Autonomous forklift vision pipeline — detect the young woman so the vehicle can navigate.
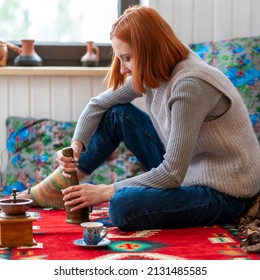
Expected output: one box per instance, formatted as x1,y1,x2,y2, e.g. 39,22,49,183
19,5,260,231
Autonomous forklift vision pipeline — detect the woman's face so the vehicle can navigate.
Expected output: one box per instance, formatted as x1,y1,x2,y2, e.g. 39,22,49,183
111,37,133,76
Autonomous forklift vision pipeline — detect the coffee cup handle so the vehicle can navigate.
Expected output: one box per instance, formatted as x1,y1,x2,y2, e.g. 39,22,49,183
100,226,108,239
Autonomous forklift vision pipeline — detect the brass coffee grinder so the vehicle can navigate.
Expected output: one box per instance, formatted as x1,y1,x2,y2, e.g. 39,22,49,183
0,189,36,247
62,147,91,224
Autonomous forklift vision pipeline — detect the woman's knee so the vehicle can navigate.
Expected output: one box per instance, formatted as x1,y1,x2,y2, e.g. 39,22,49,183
109,187,143,231
109,189,129,230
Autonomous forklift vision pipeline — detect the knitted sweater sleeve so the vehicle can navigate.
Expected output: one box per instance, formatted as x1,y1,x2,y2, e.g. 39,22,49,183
72,78,139,149
114,79,223,190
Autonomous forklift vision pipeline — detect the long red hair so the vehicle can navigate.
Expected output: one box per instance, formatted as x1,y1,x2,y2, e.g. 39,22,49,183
107,5,189,93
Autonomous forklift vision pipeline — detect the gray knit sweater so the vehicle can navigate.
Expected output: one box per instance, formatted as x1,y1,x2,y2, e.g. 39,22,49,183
73,51,260,198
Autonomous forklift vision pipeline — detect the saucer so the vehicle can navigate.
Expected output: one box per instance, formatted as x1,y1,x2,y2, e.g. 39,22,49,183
73,238,111,248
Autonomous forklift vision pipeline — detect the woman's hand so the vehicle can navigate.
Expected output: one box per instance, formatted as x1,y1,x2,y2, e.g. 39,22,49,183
56,140,83,178
62,183,115,212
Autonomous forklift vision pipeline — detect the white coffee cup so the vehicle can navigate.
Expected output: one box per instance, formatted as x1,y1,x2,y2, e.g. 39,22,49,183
80,222,108,245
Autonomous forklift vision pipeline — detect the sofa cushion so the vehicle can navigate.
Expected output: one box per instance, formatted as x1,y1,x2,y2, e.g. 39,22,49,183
190,36,260,115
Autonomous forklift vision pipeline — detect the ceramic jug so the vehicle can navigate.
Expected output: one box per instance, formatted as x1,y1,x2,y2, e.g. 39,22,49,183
80,41,99,67
14,39,42,66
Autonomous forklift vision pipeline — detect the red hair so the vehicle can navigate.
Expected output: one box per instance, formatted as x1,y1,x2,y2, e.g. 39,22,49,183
107,5,189,93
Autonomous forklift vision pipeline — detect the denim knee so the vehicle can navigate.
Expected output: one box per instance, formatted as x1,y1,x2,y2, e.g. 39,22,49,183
109,189,129,230
109,187,145,231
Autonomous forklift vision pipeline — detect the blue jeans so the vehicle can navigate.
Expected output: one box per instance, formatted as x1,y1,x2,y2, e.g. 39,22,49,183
78,103,254,231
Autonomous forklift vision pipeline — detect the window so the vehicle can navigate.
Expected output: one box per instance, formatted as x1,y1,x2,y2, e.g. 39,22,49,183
0,0,118,43
1,0,140,66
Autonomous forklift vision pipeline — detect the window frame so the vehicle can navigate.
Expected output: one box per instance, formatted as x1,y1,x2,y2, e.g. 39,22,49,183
6,0,140,67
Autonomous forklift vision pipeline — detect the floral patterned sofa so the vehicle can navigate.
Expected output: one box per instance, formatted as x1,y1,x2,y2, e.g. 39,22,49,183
1,35,259,196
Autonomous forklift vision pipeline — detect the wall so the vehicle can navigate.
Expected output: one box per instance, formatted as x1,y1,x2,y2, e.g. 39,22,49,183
141,0,260,43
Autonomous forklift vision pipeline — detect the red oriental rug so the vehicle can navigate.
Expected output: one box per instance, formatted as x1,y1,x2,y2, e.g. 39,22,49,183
1,203,260,260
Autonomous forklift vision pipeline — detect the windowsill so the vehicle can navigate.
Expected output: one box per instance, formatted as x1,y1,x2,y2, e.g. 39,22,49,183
0,66,110,76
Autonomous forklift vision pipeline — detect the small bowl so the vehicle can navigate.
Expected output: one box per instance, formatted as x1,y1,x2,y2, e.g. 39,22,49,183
0,198,33,215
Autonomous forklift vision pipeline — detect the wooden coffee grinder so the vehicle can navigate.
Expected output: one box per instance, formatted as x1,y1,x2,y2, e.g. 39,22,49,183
0,189,36,247
62,147,92,224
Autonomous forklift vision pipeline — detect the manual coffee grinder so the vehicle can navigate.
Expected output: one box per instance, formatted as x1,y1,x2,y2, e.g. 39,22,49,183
62,147,91,224
0,189,36,247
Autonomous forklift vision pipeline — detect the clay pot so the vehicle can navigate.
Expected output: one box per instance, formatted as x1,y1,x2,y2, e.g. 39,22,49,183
0,43,8,67
80,41,99,67
14,39,42,66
